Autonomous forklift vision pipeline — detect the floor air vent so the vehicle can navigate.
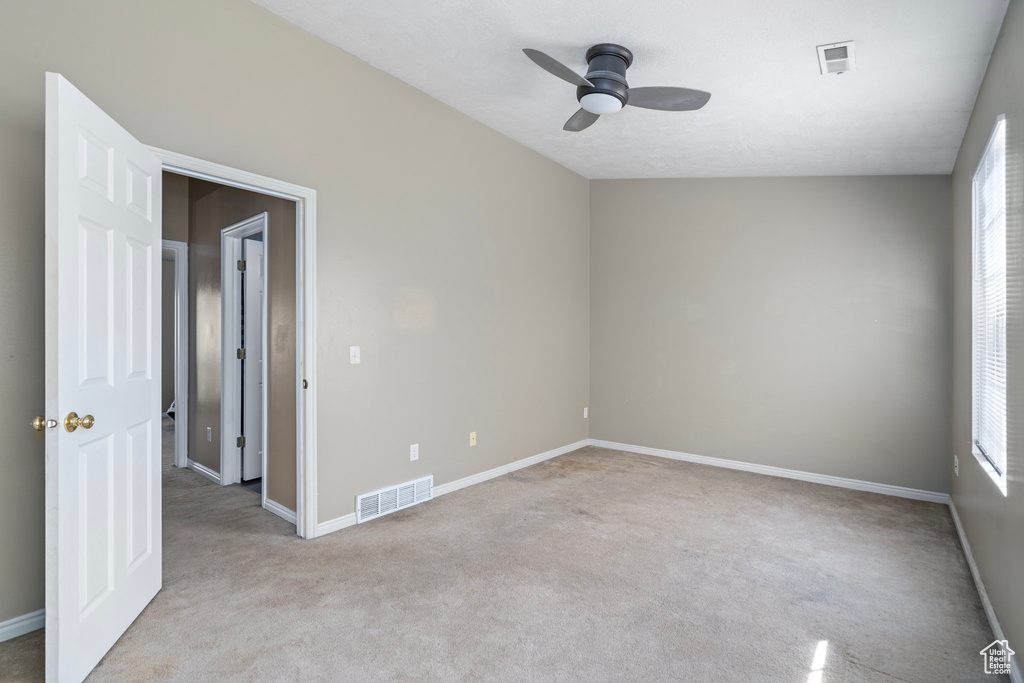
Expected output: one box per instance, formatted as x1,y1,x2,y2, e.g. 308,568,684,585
356,475,433,523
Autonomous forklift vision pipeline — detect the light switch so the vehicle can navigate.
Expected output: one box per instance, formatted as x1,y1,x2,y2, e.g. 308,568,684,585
207,427,213,442
470,432,477,446
350,346,361,364
583,407,588,419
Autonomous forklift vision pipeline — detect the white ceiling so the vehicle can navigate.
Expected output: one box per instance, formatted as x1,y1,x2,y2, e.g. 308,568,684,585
254,0,1008,178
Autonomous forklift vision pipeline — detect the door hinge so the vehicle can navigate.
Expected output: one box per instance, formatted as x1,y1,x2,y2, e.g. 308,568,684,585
237,348,246,360
237,259,246,272
237,436,246,448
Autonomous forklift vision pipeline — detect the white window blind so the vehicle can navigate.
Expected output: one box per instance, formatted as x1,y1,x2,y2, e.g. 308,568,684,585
972,117,1007,476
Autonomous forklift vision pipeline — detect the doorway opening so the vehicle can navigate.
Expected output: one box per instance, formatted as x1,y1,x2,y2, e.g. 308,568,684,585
154,149,319,539
161,172,299,528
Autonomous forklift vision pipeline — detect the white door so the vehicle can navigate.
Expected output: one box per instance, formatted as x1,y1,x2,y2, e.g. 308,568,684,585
44,73,162,683
242,239,264,481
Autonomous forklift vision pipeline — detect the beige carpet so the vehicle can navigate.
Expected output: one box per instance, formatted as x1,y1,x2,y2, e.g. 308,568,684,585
0,421,999,682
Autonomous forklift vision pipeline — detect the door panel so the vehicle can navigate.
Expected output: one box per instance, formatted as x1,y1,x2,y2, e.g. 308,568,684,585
78,434,114,617
78,219,113,386
126,238,152,380
45,73,163,683
126,420,153,573
242,239,264,481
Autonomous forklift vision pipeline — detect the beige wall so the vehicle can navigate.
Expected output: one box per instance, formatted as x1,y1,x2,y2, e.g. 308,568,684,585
186,178,298,511
951,0,1024,657
0,67,46,625
590,176,952,493
0,0,589,623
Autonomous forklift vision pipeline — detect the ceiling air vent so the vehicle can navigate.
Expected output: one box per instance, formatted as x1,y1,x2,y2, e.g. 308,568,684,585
816,41,855,75
356,475,433,524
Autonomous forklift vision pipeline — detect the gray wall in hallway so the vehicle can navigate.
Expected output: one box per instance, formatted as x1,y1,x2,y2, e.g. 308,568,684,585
185,178,299,511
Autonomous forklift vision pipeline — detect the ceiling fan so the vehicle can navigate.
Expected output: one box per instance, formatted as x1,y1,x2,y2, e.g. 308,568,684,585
522,43,711,132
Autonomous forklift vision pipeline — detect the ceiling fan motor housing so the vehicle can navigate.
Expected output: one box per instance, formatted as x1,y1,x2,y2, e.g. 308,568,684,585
577,43,633,106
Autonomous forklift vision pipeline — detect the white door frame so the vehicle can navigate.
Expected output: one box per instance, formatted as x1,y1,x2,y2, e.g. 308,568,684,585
219,214,268,490
150,148,318,539
161,240,189,469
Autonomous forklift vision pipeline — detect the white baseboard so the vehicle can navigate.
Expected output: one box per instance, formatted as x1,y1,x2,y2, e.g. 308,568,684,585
432,439,590,498
264,498,297,525
187,458,221,485
315,513,357,537
0,608,44,643
949,500,1023,683
589,439,950,504
313,438,590,538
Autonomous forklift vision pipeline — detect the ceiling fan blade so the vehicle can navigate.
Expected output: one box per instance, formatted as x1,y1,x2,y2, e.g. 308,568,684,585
563,108,600,132
626,87,711,111
523,49,593,88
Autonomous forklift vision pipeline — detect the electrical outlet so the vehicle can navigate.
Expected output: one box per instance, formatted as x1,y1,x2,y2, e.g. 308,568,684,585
410,443,419,461
350,346,361,364
583,407,588,419
207,427,212,442
470,431,477,446
954,454,959,476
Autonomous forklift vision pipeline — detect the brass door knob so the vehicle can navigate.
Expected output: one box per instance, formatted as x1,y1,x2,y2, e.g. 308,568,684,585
64,412,95,432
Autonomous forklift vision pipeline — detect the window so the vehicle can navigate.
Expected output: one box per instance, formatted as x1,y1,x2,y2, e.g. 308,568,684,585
972,116,1007,483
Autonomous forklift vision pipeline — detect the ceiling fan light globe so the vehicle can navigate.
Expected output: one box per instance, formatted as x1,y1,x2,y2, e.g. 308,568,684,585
580,93,622,115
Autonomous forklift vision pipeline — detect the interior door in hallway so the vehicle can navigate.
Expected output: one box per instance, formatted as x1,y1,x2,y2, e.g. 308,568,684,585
44,73,163,683
242,237,264,481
